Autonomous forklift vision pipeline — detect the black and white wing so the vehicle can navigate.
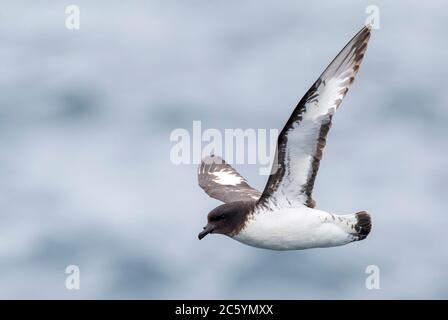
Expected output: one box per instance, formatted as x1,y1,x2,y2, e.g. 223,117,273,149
259,25,372,208
198,155,261,203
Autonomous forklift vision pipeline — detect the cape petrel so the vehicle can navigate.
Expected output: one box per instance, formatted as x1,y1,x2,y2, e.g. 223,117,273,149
198,25,372,250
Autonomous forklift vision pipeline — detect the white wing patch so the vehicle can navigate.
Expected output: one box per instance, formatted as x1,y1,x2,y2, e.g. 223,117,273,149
198,155,262,203
212,170,244,186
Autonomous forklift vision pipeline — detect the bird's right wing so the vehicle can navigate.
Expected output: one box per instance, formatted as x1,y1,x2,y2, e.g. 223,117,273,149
198,155,261,203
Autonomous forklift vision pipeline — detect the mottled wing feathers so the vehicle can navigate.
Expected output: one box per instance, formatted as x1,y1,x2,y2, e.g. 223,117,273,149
259,25,372,208
198,155,261,203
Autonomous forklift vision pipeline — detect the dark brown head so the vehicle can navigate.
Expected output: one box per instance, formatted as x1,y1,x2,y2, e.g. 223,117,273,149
198,201,254,240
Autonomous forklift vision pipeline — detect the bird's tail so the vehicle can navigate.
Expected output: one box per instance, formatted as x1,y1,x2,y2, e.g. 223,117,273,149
353,211,372,241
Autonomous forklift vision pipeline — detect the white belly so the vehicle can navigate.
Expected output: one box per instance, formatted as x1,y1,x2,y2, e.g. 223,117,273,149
232,206,356,250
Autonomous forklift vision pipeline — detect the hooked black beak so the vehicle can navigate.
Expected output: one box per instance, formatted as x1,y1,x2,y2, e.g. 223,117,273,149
198,224,214,240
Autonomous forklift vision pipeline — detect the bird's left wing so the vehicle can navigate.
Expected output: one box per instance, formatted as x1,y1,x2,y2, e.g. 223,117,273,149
198,155,261,203
258,25,372,209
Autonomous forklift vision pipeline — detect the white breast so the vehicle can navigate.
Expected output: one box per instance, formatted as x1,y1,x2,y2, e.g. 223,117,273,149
232,206,357,250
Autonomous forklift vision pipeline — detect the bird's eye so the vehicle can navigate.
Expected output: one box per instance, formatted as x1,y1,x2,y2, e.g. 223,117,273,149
218,214,225,220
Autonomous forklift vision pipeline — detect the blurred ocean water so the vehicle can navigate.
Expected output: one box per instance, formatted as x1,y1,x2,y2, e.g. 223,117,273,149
0,0,447,298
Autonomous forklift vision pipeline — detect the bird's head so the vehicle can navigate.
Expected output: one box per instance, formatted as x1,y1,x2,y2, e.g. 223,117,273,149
198,202,251,240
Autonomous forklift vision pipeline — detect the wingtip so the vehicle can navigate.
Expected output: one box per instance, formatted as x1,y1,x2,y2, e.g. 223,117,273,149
358,23,372,43
359,23,373,41
350,24,372,46
363,22,373,31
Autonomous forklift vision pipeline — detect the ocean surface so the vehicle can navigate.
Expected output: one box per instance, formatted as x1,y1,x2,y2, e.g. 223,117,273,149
1,0,447,298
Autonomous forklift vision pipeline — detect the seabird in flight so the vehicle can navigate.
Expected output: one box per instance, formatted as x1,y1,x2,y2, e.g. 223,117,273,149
198,25,372,250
